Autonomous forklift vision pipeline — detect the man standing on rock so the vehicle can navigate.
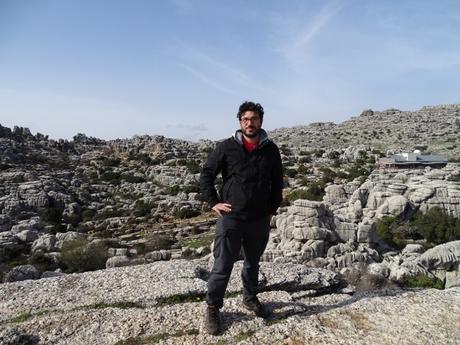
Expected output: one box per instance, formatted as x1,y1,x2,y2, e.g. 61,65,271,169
200,101,283,335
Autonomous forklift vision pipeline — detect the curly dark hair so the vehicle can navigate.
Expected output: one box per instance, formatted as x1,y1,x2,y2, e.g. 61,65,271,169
237,101,264,121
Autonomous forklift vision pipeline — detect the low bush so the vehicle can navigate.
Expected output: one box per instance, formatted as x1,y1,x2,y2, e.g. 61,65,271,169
284,181,325,204
346,164,371,182
411,207,460,245
28,250,59,272
165,185,181,196
133,200,154,217
63,213,81,226
100,171,121,185
400,274,444,289
285,168,298,178
297,164,310,175
39,206,62,224
182,183,200,193
376,207,460,249
173,208,200,219
186,160,201,174
101,158,121,167
122,174,146,184
60,238,109,273
81,209,96,221
376,216,404,249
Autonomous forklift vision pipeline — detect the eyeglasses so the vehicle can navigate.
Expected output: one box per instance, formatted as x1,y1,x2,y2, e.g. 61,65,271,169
240,116,260,123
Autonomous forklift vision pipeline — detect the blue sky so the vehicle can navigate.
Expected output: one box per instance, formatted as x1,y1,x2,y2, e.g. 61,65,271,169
1,0,460,141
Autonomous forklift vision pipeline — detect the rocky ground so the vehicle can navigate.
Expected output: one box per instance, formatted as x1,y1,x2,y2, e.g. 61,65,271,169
1,103,460,343
0,259,459,345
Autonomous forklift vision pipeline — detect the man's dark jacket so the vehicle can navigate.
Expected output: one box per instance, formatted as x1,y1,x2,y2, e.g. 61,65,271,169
200,129,283,220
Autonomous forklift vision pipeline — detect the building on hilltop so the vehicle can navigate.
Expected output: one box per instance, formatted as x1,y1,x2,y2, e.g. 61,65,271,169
378,151,448,169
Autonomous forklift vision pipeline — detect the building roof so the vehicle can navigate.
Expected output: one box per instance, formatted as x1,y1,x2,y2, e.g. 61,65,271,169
379,152,448,165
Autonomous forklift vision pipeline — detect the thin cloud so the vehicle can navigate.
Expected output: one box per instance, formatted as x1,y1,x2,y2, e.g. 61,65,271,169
278,0,343,73
179,63,237,94
174,41,274,96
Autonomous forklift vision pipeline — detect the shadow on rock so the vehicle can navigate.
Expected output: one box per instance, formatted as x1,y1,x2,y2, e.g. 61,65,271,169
0,328,40,345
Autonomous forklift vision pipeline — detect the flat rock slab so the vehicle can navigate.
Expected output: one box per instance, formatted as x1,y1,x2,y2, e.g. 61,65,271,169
0,260,340,322
1,260,459,345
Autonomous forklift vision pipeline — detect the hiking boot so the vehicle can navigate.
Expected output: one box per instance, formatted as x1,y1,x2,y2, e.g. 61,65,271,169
205,304,221,335
243,297,271,318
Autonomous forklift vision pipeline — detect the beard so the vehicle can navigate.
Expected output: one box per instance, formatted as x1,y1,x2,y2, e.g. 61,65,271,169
242,126,260,138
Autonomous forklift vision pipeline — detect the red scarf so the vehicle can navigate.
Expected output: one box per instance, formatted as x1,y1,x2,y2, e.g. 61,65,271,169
243,137,258,152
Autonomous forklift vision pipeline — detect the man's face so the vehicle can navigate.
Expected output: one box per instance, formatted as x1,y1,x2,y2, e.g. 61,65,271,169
239,110,262,138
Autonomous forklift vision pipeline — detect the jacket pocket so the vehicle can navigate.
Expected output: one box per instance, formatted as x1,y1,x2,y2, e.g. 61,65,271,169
222,179,234,203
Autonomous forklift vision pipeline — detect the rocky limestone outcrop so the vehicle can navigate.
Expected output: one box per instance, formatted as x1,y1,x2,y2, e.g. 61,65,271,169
0,259,459,345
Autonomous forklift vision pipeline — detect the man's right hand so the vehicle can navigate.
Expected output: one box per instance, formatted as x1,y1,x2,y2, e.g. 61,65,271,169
212,203,232,216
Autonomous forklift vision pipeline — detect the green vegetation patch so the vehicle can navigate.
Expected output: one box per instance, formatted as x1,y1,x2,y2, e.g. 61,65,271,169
376,207,460,249
400,275,444,289
8,309,49,324
411,207,460,245
183,232,215,249
76,301,145,311
155,290,240,307
60,238,109,273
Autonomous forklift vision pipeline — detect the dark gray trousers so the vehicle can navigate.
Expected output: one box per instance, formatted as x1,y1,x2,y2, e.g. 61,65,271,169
206,215,270,308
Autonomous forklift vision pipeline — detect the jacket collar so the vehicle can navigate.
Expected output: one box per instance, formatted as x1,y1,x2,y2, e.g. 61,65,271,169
232,128,269,148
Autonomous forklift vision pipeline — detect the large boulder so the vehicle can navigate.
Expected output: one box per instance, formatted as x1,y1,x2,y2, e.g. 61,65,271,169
31,234,58,253
3,265,41,283
55,232,85,249
106,256,131,268
386,195,409,216
417,241,460,270
15,230,39,243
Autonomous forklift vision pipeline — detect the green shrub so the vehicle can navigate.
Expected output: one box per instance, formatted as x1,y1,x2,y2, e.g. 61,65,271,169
319,167,336,183
63,213,81,226
305,181,326,201
376,216,405,249
298,155,312,163
332,159,341,168
182,183,200,193
411,207,460,245
285,168,298,178
102,158,121,167
297,164,310,175
346,164,371,181
314,149,325,157
327,151,340,160
401,275,444,289
186,160,201,174
81,209,96,221
279,145,292,155
173,208,200,219
285,182,325,204
122,174,146,184
166,185,181,196
100,171,121,185
133,200,154,217
376,207,460,249
39,207,62,224
60,238,108,273
28,250,59,272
